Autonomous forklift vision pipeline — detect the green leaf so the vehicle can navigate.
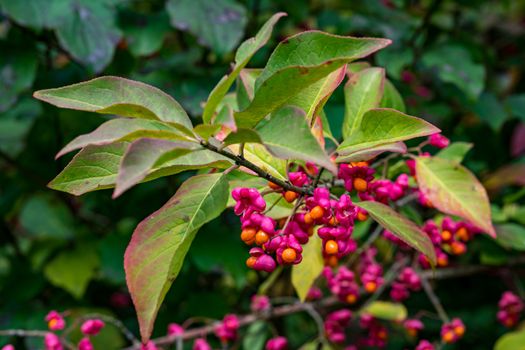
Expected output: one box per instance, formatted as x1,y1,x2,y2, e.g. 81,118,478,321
235,12,285,63
435,142,473,163
495,329,525,350
495,224,525,251
288,66,347,124
300,340,334,350
214,95,239,131
202,13,286,123
56,118,191,158
49,142,230,196
376,47,413,79
261,193,294,219
54,2,121,73
507,94,525,121
0,47,38,112
98,232,128,285
473,92,508,131
230,143,287,180
292,235,323,301
337,108,439,157
243,321,269,350
235,32,391,128
44,246,100,299
236,69,261,111
193,124,222,140
415,156,496,237
342,67,385,138
150,149,232,179
222,129,262,146
0,0,64,29
19,194,76,240
380,80,406,112
122,12,171,57
49,143,127,196
124,173,229,342
257,106,336,173
347,62,371,74
114,139,197,197
319,110,338,145
360,301,407,321
0,97,41,156
336,142,406,162
34,76,192,128
166,0,247,55
422,45,485,100
356,201,436,265
507,205,525,225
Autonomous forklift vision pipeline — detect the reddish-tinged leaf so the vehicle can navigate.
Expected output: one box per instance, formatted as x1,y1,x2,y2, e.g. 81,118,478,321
337,108,439,156
125,173,229,342
48,143,127,196
114,139,197,198
56,118,189,158
288,65,347,124
34,76,192,128
416,156,496,237
236,31,391,128
356,201,436,265
483,163,525,193
311,116,326,149
336,142,406,162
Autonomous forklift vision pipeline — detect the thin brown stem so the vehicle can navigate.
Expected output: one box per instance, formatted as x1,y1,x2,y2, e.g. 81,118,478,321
263,195,284,214
420,255,525,280
82,313,140,346
124,297,339,349
419,273,450,323
348,225,383,265
0,330,75,350
312,168,325,187
201,141,311,195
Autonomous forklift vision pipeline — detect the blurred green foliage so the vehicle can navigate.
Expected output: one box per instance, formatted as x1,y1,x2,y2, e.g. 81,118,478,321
0,0,524,349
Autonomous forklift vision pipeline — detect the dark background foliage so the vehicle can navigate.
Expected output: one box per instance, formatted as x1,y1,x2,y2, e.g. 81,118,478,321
0,0,524,349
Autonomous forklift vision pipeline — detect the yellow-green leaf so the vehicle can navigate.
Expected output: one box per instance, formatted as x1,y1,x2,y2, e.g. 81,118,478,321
415,156,496,237
495,329,525,350
337,108,439,157
229,143,287,181
361,301,407,321
292,235,323,301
